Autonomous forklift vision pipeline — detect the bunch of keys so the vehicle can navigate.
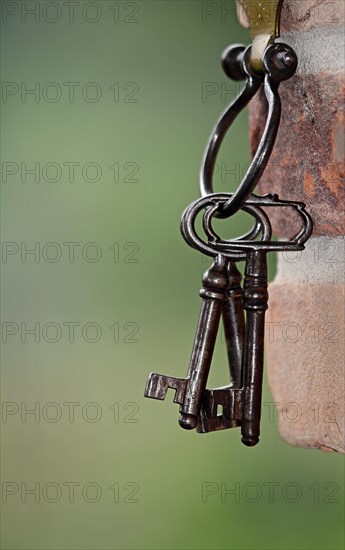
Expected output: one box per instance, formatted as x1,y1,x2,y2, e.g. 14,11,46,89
144,0,313,446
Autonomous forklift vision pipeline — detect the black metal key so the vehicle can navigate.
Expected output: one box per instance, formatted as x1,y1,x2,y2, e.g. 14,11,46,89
241,249,268,446
197,250,268,443
222,262,245,389
196,261,245,433
144,254,231,430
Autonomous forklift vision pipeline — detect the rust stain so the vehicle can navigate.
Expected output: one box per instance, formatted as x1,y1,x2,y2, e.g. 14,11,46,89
304,171,316,198
249,70,344,236
319,165,344,198
332,111,345,168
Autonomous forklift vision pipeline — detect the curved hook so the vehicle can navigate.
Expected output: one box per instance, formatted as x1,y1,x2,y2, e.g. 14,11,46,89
200,43,298,219
215,74,281,218
200,46,262,203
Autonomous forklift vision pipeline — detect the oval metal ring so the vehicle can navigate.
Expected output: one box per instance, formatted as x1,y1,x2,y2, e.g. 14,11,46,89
180,193,272,260
202,202,264,244
200,43,297,219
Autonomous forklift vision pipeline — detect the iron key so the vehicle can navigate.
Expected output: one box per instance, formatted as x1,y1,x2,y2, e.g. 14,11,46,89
144,254,230,430
222,262,245,389
241,249,268,446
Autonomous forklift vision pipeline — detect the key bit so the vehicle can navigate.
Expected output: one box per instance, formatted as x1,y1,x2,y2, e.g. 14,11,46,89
197,387,243,433
238,0,285,73
144,374,188,405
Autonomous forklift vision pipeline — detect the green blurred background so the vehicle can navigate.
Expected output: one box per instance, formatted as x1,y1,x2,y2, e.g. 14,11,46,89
1,1,344,549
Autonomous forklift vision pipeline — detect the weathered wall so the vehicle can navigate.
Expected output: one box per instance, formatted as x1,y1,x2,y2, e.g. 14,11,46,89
238,0,345,452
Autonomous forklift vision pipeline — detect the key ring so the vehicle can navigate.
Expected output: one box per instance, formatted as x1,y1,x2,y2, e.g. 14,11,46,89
200,42,297,219
181,193,312,257
180,193,272,260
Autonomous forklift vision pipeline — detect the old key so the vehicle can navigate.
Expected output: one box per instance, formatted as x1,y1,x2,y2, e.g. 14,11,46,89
145,194,274,435
195,253,268,442
222,262,245,390
145,192,273,430
241,249,268,446
145,254,232,430
194,262,245,433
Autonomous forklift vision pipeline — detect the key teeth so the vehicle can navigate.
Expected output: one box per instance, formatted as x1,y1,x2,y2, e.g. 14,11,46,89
196,387,243,433
144,373,188,405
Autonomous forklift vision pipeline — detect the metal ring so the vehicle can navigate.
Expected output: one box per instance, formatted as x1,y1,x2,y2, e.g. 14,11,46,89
202,203,264,243
200,43,298,220
180,193,272,260
200,194,313,253
200,46,261,206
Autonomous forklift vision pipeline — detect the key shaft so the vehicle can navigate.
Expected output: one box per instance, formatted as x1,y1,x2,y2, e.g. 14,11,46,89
179,255,230,429
222,262,245,389
241,249,268,446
